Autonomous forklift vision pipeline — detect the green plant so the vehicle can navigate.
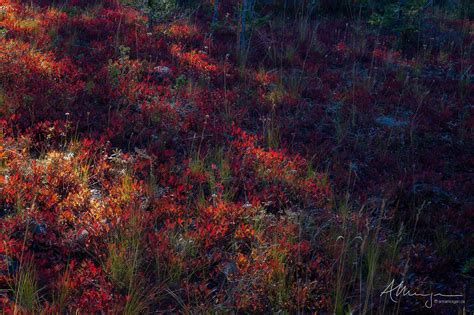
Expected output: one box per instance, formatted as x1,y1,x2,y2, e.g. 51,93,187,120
369,5,414,46
146,0,178,26
122,281,150,315
107,211,143,291
206,148,234,201
361,240,380,314
268,248,291,312
13,260,39,313
107,61,121,89
461,257,474,274
432,227,460,259
331,199,355,315
174,74,187,91
53,263,72,313
155,230,196,287
458,0,474,18
237,0,271,67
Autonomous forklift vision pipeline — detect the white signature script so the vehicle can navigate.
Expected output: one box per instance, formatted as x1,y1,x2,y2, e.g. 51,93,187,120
380,279,464,308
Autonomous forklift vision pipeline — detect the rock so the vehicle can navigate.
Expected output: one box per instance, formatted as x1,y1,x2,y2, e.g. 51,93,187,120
0,254,18,275
34,224,47,234
375,116,408,127
90,189,101,200
216,261,238,287
412,182,453,203
77,229,89,241
151,66,172,82
153,186,168,199
140,196,150,210
0,204,13,218
29,219,47,235
221,261,238,278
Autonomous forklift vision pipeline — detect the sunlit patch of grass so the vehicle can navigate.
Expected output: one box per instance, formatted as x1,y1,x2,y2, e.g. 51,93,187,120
0,0,470,312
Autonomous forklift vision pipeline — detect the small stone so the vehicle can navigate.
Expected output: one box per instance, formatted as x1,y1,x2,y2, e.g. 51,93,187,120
78,229,89,241
375,116,408,127
90,189,101,200
0,254,18,275
29,219,46,235
151,66,172,80
221,261,238,277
